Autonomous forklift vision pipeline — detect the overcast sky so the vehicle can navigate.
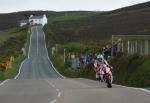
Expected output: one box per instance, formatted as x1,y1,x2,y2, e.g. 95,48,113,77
0,0,149,13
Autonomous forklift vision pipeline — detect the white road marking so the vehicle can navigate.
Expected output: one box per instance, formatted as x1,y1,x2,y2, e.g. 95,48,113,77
0,79,10,86
36,26,39,56
42,28,65,79
15,26,65,79
15,27,33,79
114,84,150,93
51,99,57,103
45,80,61,103
79,78,150,93
58,92,61,98
28,27,33,59
14,59,27,79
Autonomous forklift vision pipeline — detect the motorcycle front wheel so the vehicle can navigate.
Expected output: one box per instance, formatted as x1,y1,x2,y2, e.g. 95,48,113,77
106,79,112,88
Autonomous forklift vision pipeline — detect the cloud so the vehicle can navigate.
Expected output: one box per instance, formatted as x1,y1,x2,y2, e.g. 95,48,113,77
0,0,149,13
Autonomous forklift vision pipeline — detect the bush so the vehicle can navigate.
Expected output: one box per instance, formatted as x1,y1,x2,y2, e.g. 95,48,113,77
51,51,96,79
110,54,150,87
64,43,85,53
0,28,27,80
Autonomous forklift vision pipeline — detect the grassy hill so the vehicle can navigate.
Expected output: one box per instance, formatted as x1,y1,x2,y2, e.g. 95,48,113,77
44,1,150,44
0,11,97,30
43,2,150,87
1,1,150,39
111,1,150,12
0,28,21,46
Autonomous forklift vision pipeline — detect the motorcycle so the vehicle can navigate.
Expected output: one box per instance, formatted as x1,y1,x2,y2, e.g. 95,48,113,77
99,64,113,88
93,61,113,88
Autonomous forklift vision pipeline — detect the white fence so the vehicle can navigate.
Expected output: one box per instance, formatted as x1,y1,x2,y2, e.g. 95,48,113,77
112,35,150,56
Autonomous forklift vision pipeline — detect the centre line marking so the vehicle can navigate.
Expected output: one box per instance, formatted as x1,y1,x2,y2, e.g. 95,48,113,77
45,80,62,103
36,26,39,56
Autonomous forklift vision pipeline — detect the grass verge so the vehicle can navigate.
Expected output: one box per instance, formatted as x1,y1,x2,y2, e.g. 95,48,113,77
0,27,28,80
0,55,25,80
110,54,150,87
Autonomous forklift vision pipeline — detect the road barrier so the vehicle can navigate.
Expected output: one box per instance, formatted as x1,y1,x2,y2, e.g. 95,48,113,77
0,56,15,71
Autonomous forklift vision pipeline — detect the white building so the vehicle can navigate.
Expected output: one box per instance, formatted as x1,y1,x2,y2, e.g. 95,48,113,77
29,14,48,26
19,20,28,27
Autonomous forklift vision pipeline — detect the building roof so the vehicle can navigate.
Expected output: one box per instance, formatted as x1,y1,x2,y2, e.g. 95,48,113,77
29,16,43,20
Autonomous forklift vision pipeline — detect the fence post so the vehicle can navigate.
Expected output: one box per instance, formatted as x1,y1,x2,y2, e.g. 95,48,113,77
56,44,58,53
111,35,114,57
145,40,149,55
132,41,135,54
135,41,138,53
148,40,149,55
127,40,130,54
122,42,124,52
64,48,66,63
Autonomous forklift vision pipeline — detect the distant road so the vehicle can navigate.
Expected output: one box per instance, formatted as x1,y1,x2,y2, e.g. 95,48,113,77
0,26,149,103
16,26,62,79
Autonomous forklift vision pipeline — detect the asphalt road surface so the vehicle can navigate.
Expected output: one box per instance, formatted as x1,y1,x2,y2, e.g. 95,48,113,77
17,26,62,79
0,26,149,103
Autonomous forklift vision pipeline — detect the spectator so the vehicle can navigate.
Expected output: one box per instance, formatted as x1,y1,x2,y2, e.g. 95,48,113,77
102,44,112,60
86,54,93,62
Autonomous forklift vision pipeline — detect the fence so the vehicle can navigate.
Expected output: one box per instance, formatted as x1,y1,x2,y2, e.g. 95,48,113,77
112,35,150,56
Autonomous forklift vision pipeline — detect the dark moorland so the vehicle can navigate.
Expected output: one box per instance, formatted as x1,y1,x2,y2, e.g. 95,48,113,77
43,1,150,43
0,1,150,43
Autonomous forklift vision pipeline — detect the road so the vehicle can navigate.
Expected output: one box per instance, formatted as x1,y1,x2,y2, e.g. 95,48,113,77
16,26,62,79
0,26,149,103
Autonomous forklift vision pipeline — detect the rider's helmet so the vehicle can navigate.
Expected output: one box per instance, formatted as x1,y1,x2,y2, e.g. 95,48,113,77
97,54,104,63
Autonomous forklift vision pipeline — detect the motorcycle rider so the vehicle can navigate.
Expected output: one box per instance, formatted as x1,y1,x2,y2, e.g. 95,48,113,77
95,54,113,82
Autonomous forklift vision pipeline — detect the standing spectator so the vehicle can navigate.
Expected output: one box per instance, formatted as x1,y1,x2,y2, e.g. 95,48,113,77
79,54,84,68
102,44,112,60
102,47,108,60
86,54,93,63
83,55,87,68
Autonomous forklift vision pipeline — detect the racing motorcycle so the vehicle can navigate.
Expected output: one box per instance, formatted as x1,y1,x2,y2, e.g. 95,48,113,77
99,64,113,88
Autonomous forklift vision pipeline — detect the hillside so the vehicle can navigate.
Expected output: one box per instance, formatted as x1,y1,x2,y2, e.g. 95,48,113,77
44,1,150,44
0,1,150,43
0,11,97,30
111,1,150,12
0,27,27,80
45,2,150,87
